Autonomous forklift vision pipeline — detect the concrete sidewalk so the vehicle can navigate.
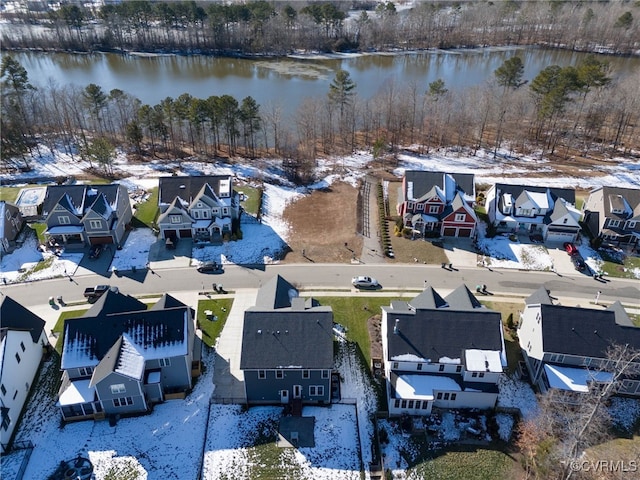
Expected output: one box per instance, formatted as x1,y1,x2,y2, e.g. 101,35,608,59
211,288,258,403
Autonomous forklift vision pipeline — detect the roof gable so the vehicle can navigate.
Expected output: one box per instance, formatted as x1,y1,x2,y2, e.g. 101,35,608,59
408,287,448,310
444,285,483,310
254,275,299,310
82,289,147,318
404,171,474,203
158,175,234,206
0,296,46,343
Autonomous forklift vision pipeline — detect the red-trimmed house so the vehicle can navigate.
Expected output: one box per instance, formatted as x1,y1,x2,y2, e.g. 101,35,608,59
397,171,476,238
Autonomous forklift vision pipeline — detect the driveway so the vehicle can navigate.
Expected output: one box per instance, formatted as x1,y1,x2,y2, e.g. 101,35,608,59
148,238,193,269
441,238,478,268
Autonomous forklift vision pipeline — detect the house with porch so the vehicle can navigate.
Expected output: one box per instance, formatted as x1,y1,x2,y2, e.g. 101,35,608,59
583,186,640,248
57,289,200,421
381,285,506,416
0,201,24,255
41,184,132,248
157,175,241,243
397,171,477,238
517,287,640,397
0,296,48,453
485,183,581,243
240,275,333,408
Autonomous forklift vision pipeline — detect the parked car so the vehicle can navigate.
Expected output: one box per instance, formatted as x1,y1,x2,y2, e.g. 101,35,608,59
196,262,223,273
352,276,380,289
89,244,103,259
571,255,587,271
84,285,115,302
563,242,578,256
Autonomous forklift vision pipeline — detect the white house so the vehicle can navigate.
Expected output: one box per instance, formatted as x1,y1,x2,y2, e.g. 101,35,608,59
381,285,507,416
0,296,48,453
518,287,640,397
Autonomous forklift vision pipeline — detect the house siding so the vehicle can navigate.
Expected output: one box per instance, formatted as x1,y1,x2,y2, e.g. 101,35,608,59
244,369,331,404
148,355,192,391
95,372,147,416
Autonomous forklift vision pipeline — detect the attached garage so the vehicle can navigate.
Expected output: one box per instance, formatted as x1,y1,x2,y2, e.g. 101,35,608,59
443,227,457,237
545,231,577,243
89,236,114,245
458,228,472,237
442,227,473,237
164,229,178,240
179,229,192,238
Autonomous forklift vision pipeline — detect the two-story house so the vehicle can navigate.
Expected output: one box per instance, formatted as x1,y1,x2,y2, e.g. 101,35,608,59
381,285,506,416
157,175,241,243
485,183,581,243
41,184,132,248
57,289,200,421
583,186,640,247
0,201,24,255
518,287,640,397
240,275,333,408
397,171,477,238
0,296,48,453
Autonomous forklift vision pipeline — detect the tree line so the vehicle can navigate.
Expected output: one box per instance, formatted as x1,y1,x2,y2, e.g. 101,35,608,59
1,1,638,56
2,52,638,180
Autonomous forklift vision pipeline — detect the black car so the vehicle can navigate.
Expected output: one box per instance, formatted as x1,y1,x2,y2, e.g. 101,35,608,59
571,254,587,271
197,262,223,273
89,244,103,259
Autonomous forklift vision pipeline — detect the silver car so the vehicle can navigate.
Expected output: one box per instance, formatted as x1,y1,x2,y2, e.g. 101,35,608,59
352,276,380,288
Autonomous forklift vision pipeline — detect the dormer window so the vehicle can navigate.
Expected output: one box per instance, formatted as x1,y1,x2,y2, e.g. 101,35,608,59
59,216,70,225
429,205,439,214
626,221,636,229
609,219,620,228
170,215,181,224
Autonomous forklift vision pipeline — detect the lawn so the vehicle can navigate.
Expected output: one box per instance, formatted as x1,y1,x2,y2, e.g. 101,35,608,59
196,297,233,347
133,186,159,228
480,300,523,375
0,186,24,203
52,308,89,353
237,184,261,216
599,253,640,280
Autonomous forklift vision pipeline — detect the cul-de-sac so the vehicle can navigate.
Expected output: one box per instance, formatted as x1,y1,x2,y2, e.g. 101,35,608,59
1,1,640,479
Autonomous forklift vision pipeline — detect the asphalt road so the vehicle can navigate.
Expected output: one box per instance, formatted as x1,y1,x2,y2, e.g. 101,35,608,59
2,263,639,308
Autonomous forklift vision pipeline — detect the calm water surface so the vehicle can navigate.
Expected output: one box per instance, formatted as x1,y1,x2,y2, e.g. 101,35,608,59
12,47,640,116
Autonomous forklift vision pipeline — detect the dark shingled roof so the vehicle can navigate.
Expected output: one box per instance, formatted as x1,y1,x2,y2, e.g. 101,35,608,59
83,288,147,318
607,301,634,327
254,275,299,310
158,175,232,206
240,310,334,369
404,171,474,200
443,285,482,310
385,309,503,362
540,304,640,358
42,184,121,217
90,337,123,386
409,287,448,310
150,293,187,311
0,296,45,343
493,183,575,206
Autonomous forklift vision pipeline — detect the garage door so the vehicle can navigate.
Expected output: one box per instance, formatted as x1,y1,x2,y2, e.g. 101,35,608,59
443,227,457,237
458,228,472,238
546,232,575,243
179,229,192,238
89,236,114,245
164,230,177,240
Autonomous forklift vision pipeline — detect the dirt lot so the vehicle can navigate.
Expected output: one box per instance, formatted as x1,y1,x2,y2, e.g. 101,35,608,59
281,181,364,264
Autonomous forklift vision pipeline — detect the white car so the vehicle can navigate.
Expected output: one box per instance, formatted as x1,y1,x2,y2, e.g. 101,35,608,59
352,276,380,289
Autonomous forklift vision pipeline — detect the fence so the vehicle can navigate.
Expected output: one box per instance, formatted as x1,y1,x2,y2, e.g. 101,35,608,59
11,440,34,480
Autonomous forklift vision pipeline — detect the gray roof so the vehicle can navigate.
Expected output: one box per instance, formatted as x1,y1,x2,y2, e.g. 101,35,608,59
240,310,334,369
254,275,299,310
403,171,474,201
525,287,553,306
83,288,146,318
90,337,122,386
385,308,503,362
408,287,448,310
443,284,483,310
540,304,640,358
0,296,45,343
150,293,187,311
42,184,122,217
493,183,575,208
607,301,634,327
158,175,233,206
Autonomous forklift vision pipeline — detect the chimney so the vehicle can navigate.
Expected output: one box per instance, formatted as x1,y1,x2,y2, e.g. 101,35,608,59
393,319,400,335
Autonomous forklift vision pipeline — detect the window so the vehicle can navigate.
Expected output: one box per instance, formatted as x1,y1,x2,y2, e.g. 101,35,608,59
222,208,229,215
258,370,266,379
451,393,457,401
456,365,462,373
392,362,398,369
159,358,171,367
439,364,445,372
203,211,209,218
407,202,415,210
302,370,310,379
627,221,636,229
15,353,20,364
394,399,400,408
309,385,324,396
436,392,443,400
89,220,102,229
170,215,182,224
193,211,199,219
20,341,25,352
110,384,126,395
408,400,414,409
417,364,423,371
13,390,18,400
416,203,423,211
479,373,485,378
0,384,5,396
609,219,620,228
321,370,329,379
421,401,429,409
79,367,93,377
401,400,407,408
59,215,70,225
429,205,439,214
25,382,29,391
444,393,450,400
276,370,284,379
1,413,9,431
113,397,134,407
197,202,203,208
455,213,465,222
472,372,478,378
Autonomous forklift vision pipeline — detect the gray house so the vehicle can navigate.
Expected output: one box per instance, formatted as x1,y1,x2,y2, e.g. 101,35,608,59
240,276,333,407
381,285,506,416
41,184,132,248
583,186,640,247
57,289,200,421
0,201,24,255
157,175,241,243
